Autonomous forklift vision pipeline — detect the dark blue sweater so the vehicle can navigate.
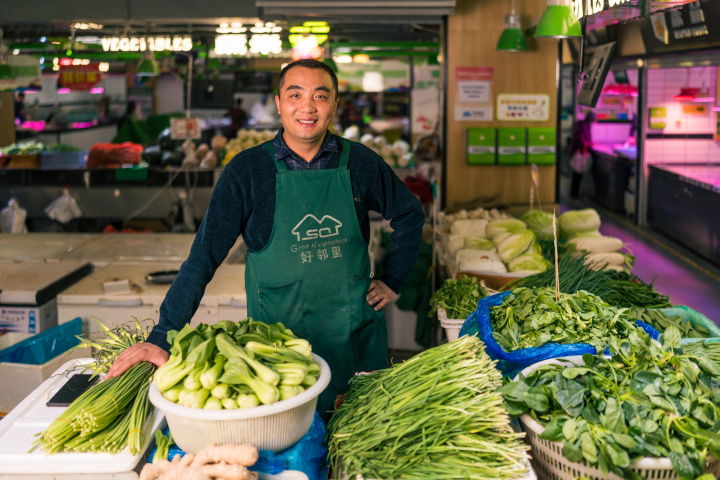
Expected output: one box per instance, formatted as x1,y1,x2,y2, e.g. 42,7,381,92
146,132,424,351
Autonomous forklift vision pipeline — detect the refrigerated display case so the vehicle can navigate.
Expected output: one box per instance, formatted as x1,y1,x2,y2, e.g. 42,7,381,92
0,234,99,263
57,263,247,334
0,262,92,333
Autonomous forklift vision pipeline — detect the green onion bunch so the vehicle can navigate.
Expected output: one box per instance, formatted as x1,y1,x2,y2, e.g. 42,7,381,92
505,250,672,309
327,335,530,480
34,361,156,454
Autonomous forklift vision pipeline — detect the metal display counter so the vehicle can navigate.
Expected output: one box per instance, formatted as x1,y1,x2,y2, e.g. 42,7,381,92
0,166,219,221
590,145,636,213
648,164,720,265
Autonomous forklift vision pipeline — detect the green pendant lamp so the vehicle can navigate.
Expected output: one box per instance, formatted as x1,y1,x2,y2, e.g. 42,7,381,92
497,0,528,51
535,0,582,38
136,51,160,77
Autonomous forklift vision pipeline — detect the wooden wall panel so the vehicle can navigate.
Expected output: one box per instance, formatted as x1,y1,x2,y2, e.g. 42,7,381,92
445,0,558,207
0,92,16,148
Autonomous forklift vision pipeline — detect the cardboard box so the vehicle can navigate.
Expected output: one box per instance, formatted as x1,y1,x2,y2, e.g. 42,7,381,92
0,347,85,414
5,154,41,169
0,298,58,334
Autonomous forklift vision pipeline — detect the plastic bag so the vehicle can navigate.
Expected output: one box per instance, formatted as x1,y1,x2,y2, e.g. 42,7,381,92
45,188,82,224
0,318,81,365
148,411,328,480
459,292,660,377
0,198,28,233
570,147,592,174
659,306,720,344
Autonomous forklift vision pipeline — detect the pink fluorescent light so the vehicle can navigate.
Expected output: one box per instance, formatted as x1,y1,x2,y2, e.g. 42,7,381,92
692,97,715,103
90,87,104,94
674,95,695,102
24,90,38,94
71,121,94,128
58,88,71,94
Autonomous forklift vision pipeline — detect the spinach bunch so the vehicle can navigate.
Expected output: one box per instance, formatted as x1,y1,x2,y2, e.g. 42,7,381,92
490,287,637,352
632,308,711,339
428,275,486,320
499,327,720,480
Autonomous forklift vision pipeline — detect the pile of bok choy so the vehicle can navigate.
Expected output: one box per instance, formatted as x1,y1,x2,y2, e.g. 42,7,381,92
154,319,319,409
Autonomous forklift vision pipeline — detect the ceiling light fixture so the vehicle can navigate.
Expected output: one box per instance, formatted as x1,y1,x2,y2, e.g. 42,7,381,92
535,0,582,38
497,0,528,52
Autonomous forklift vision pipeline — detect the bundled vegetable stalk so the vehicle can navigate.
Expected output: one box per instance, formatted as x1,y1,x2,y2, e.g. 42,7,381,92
490,287,639,352
34,317,157,455
505,250,672,309
499,327,720,480
327,335,530,480
154,319,319,409
34,361,156,455
428,274,487,320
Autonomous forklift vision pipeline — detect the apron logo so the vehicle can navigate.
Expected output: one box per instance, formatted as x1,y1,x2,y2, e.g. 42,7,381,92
292,214,342,241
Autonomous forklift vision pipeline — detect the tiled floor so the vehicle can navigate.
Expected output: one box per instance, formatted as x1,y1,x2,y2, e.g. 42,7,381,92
563,191,720,324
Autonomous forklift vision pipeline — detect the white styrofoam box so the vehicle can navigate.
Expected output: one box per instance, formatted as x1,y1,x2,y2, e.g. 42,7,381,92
0,357,164,475
0,347,86,414
0,332,32,350
384,302,423,352
57,263,247,334
0,298,58,333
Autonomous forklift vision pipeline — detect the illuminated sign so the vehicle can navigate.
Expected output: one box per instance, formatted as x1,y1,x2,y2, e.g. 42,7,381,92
571,0,632,19
58,64,102,91
215,35,248,56
249,34,283,55
101,36,193,52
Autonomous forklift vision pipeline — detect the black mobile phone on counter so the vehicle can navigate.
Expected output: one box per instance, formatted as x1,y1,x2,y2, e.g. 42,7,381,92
46,374,99,407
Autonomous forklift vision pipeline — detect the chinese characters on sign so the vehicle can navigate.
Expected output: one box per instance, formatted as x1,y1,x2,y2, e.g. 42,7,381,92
170,118,202,140
454,67,494,122
58,64,102,91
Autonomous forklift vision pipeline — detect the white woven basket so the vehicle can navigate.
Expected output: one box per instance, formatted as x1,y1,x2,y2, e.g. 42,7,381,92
148,354,331,453
516,357,720,480
438,308,466,342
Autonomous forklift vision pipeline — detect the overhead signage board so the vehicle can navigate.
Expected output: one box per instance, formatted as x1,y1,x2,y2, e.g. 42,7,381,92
0,55,42,91
58,64,102,91
639,1,720,54
101,36,193,52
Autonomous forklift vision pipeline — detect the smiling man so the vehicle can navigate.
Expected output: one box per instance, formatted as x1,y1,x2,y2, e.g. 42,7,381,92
106,59,424,420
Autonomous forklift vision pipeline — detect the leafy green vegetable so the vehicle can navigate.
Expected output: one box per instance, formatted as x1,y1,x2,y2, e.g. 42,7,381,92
490,287,638,352
633,308,711,338
520,210,554,241
327,336,530,480
428,275,487,320
500,327,720,478
558,208,601,238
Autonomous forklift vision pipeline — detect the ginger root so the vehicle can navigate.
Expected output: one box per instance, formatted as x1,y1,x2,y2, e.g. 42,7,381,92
140,442,259,480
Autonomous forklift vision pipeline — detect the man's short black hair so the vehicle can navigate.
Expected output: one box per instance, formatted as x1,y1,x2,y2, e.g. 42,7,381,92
277,59,338,99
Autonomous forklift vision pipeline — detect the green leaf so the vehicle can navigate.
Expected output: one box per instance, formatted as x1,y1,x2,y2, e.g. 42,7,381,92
562,418,577,441
612,433,637,450
662,325,681,348
668,437,685,454
502,399,529,416
697,356,720,376
605,442,630,468
668,452,704,479
563,441,584,463
562,367,590,379
539,417,564,441
581,432,598,463
523,389,550,412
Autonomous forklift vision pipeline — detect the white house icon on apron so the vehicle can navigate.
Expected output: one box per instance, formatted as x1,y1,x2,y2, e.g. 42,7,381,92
292,214,343,241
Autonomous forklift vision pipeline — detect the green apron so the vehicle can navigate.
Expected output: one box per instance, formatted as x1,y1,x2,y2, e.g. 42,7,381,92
245,139,388,419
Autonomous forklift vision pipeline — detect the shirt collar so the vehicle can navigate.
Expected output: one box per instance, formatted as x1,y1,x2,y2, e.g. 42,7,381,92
272,128,340,160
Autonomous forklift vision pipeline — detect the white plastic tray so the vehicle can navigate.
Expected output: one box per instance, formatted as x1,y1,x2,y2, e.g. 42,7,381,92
0,357,164,475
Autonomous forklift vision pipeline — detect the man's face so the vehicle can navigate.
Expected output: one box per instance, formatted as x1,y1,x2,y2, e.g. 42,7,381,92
275,67,338,148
